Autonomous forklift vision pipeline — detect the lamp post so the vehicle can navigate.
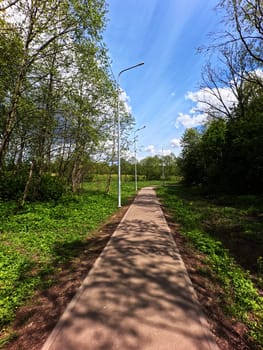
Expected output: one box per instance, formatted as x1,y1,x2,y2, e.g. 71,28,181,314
134,125,146,191
117,62,144,207
161,146,165,186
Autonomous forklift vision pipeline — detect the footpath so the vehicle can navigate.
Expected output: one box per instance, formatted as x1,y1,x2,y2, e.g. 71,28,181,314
41,187,219,350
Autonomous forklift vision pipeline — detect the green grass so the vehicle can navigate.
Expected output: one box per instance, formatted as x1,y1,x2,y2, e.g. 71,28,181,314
2,178,262,346
0,178,158,332
157,184,263,347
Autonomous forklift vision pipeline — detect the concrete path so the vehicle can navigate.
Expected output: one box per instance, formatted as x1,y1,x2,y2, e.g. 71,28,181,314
41,187,219,350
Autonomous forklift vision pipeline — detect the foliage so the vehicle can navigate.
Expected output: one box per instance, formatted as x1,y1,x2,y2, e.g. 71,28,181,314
178,128,203,185
0,178,145,331
0,170,27,200
38,174,65,201
186,0,263,195
0,169,65,201
157,184,263,346
0,19,23,103
138,154,179,181
178,79,263,194
0,0,134,204
223,86,263,193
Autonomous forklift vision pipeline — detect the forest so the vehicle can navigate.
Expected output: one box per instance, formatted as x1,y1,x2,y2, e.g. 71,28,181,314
178,0,263,195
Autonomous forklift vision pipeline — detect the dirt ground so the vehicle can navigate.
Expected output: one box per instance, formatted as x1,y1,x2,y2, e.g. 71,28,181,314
1,204,259,350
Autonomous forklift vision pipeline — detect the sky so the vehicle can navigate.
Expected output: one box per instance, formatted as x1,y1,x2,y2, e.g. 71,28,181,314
103,0,223,159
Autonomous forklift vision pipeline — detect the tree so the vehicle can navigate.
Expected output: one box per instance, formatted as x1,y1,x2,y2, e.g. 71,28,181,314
178,0,263,194
139,156,163,180
0,0,107,171
201,118,227,189
199,41,260,122
178,128,204,185
0,0,128,202
161,154,179,179
179,79,263,194
218,0,263,64
223,80,263,193
198,1,263,119
0,19,23,159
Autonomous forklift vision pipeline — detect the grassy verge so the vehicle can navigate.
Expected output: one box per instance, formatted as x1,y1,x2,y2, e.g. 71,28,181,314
0,179,160,339
157,184,263,347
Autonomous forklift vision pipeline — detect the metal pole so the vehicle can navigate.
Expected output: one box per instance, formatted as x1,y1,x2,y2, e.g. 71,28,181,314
117,80,121,208
162,146,165,186
134,125,146,192
134,137,138,191
117,62,144,207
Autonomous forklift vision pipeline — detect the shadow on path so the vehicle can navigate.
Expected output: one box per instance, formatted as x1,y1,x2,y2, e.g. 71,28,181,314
42,188,219,350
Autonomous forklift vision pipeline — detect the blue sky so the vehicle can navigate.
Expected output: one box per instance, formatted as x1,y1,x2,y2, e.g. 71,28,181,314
103,0,222,158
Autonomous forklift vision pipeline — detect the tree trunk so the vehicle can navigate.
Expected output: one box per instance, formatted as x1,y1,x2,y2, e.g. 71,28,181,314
19,160,34,207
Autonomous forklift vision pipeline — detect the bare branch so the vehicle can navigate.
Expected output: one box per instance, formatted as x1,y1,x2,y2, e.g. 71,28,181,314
0,0,20,11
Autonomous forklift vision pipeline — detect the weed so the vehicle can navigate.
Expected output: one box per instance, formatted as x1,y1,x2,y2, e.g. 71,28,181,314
157,184,263,347
0,179,154,330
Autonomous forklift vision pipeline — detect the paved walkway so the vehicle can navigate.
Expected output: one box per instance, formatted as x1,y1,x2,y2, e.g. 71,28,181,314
41,187,219,350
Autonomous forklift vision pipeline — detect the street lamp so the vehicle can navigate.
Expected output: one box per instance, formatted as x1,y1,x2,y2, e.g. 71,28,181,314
161,146,165,186
134,125,146,191
117,62,144,207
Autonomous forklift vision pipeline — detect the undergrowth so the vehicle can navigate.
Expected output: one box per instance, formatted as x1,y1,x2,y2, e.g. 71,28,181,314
0,179,148,333
157,184,263,347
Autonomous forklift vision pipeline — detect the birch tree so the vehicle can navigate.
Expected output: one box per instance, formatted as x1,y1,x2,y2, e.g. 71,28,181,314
0,0,107,171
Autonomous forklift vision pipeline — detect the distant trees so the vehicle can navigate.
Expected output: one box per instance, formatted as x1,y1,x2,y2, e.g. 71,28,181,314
138,154,179,181
178,128,203,185
178,0,263,194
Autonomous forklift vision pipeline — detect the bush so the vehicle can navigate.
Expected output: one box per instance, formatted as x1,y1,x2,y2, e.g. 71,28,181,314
38,174,65,201
0,170,27,200
0,171,65,202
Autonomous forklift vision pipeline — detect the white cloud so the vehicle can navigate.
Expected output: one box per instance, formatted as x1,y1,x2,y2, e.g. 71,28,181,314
186,87,237,114
175,84,240,129
175,112,207,128
145,145,173,157
159,149,172,156
145,145,155,154
119,89,132,114
184,69,263,120
170,138,181,148
246,69,263,80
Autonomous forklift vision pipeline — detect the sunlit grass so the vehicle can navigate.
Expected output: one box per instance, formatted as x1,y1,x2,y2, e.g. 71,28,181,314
0,178,157,330
157,184,263,347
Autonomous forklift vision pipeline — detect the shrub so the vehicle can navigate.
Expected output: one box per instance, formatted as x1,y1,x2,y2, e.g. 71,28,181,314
0,170,27,200
38,174,65,201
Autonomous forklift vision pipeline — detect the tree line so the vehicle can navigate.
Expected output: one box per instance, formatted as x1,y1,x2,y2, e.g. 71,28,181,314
0,0,133,204
178,0,263,194
1,0,262,203
122,153,179,181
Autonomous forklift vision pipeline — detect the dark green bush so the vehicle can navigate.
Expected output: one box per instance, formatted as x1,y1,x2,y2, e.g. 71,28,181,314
0,170,27,200
0,171,65,202
38,174,65,201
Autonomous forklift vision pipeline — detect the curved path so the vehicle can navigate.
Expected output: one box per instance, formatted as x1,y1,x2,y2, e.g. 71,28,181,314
42,187,219,350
